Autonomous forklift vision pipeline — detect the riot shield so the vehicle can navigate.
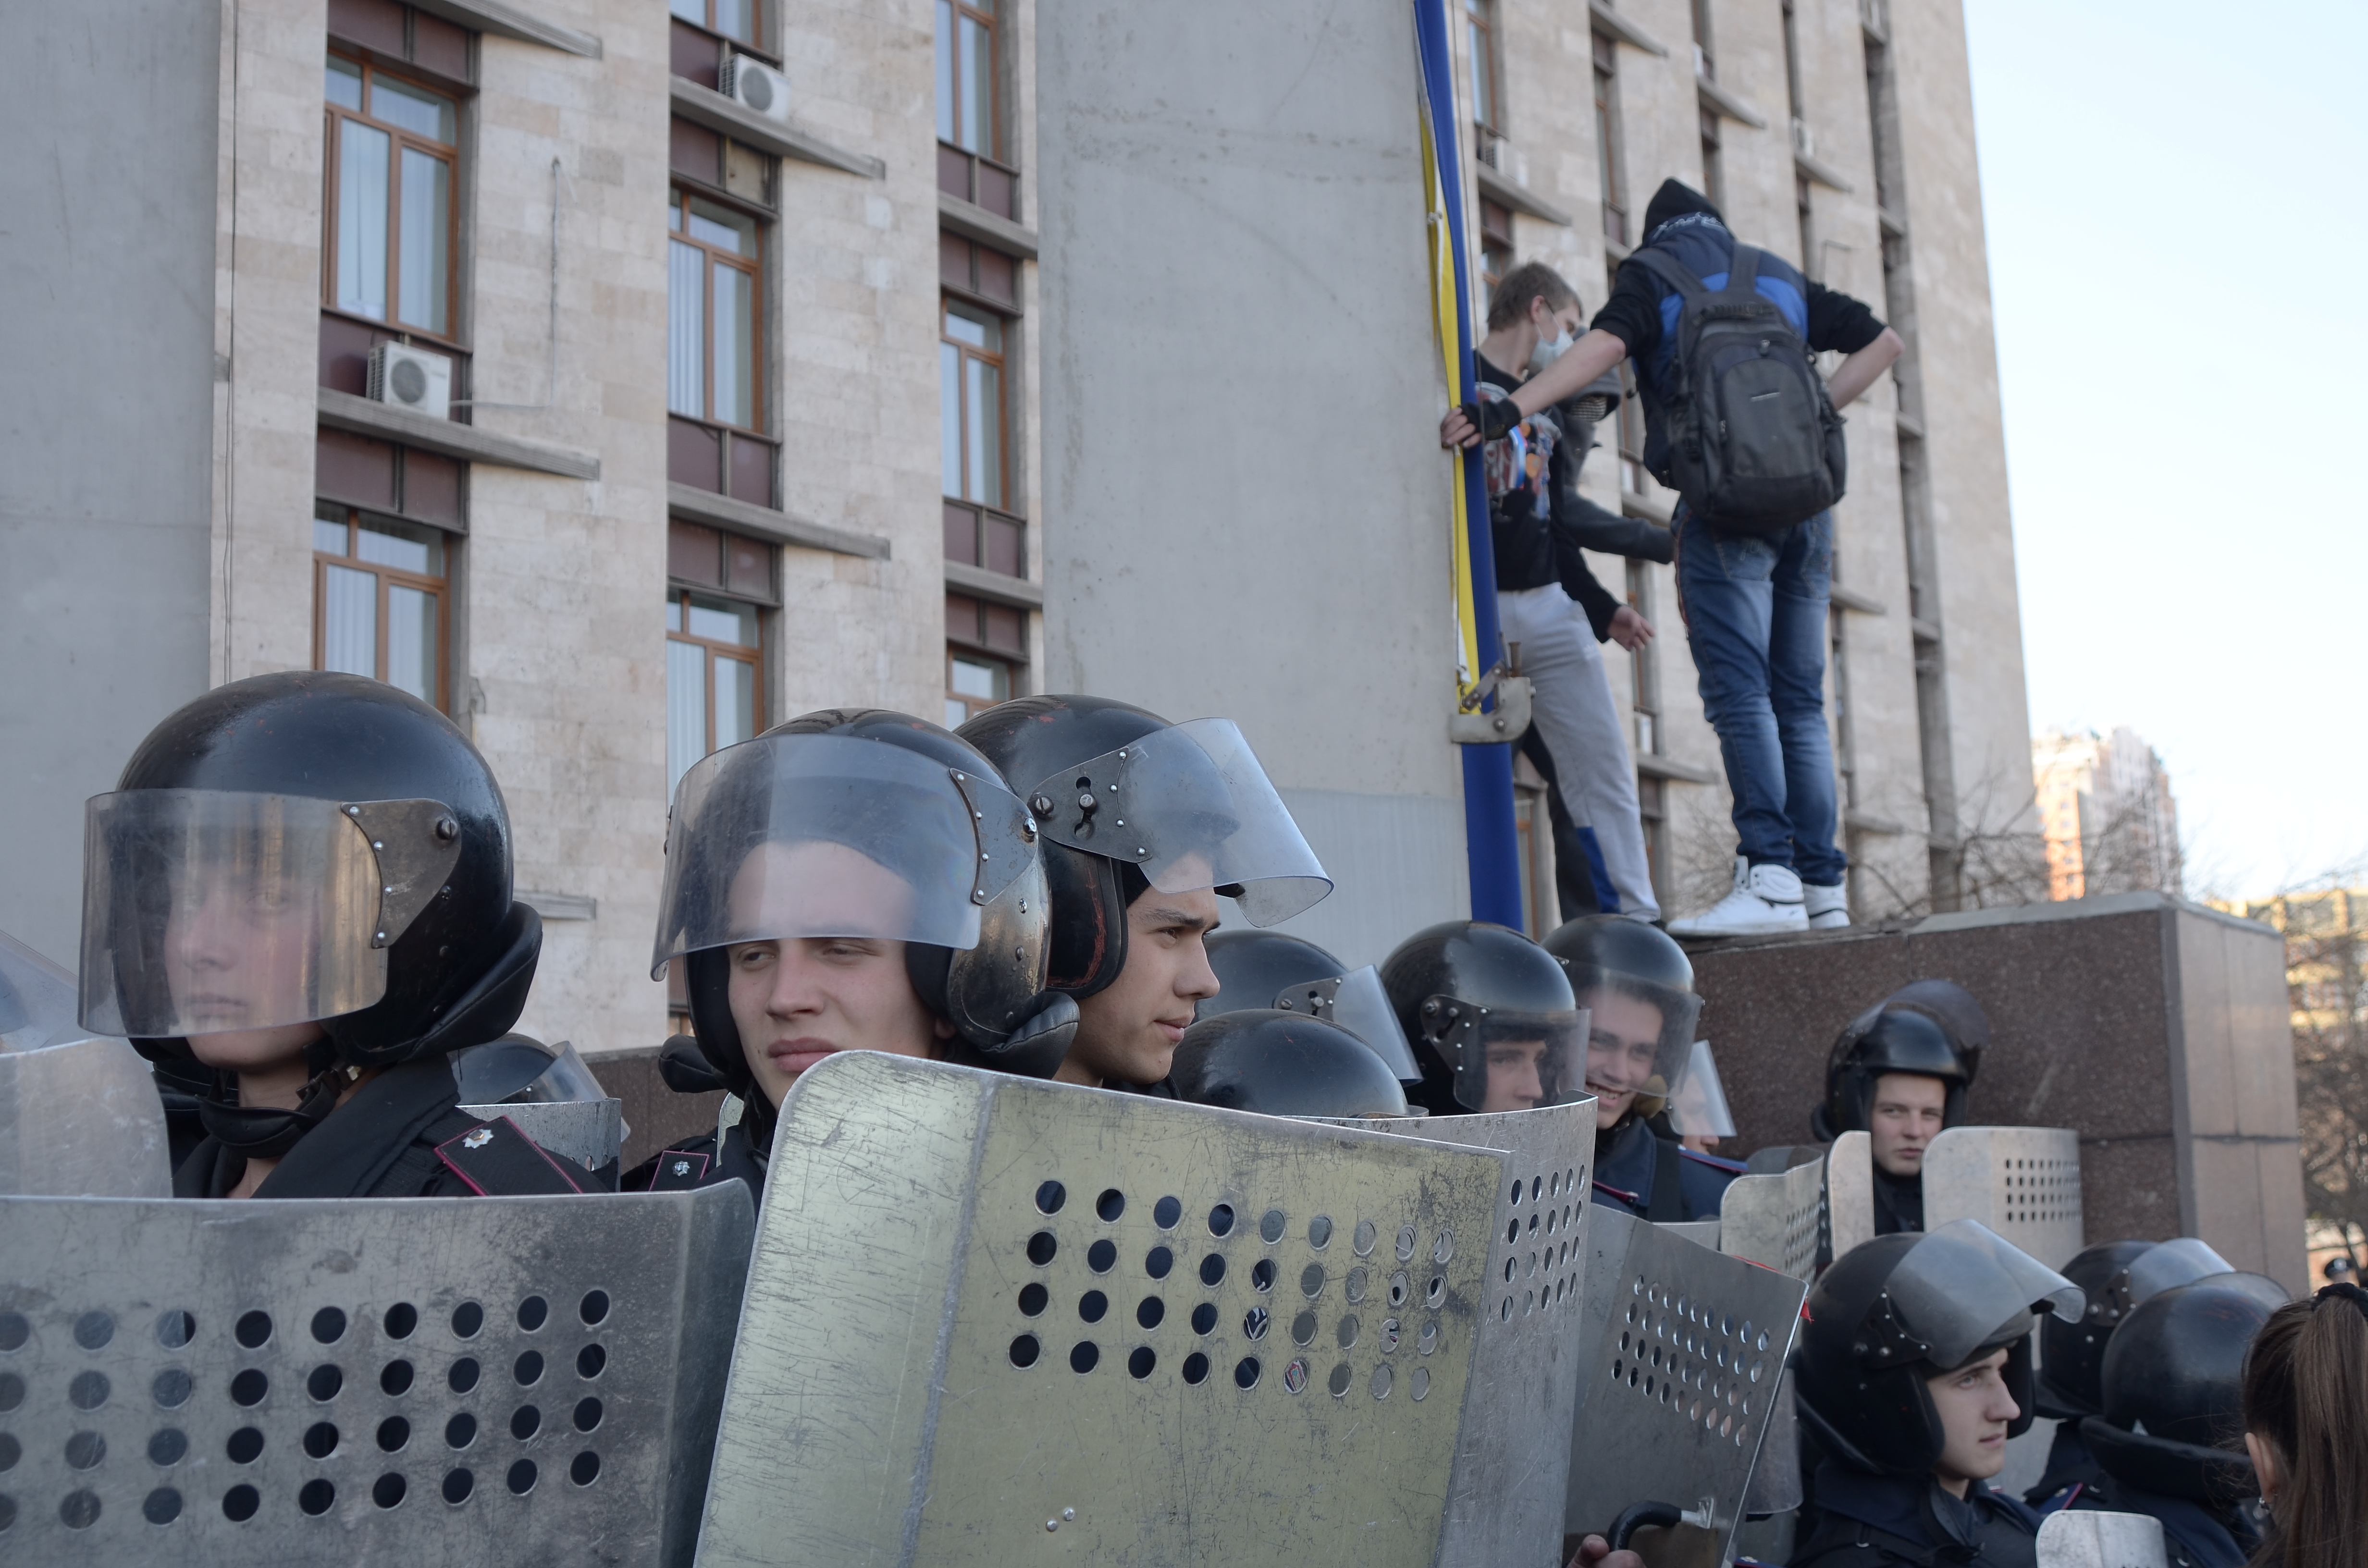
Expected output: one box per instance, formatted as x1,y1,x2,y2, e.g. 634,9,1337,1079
0,1183,752,1565
1921,1126,2084,1269
1825,1131,1875,1262
456,1099,626,1186
1718,1153,1826,1279
1566,1209,1809,1567
2035,1509,2169,1568
0,928,170,1198
1313,1099,1599,1568
694,1052,1509,1568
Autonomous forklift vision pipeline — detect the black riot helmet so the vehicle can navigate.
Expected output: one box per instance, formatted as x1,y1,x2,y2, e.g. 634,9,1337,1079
1381,920,1585,1115
2035,1237,2254,1420
958,696,1330,999
652,710,1066,1116
2085,1281,2274,1504
1195,930,1422,1082
80,672,539,1069
1813,999,1975,1141
1795,1219,2084,1478
1170,1010,1410,1119
1542,915,1700,1126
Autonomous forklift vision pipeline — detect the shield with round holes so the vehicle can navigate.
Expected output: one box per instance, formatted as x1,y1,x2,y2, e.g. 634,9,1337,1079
1718,1151,1829,1280
0,1183,751,1565
1564,1208,1810,1562
1919,1126,2084,1270
0,927,171,1198
1311,1099,1599,1568
694,1052,1508,1568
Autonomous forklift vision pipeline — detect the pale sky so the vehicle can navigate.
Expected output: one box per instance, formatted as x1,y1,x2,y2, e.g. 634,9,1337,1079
1964,0,2366,900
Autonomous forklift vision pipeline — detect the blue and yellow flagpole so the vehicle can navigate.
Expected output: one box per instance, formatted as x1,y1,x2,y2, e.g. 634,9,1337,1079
1414,0,1525,930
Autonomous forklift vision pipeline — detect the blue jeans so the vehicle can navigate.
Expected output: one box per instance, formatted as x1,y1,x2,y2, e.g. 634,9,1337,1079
1672,507,1847,886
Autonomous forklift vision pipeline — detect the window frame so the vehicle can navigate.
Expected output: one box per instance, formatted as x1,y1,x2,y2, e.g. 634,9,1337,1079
940,295,1010,510
1592,31,1628,247
944,647,1015,730
668,184,767,435
1464,0,1501,144
312,504,453,713
936,0,999,161
322,50,465,347
669,0,764,52
665,585,766,785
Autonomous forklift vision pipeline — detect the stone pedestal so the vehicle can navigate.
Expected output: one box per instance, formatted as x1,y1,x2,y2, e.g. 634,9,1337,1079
1685,892,2306,1294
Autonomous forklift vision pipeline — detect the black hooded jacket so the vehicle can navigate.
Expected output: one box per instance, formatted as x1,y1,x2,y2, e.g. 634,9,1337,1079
1591,180,1887,372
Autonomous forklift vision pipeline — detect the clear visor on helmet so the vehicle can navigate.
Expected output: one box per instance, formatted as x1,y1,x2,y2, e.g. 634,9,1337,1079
1418,995,1590,1114
79,790,392,1039
651,732,1033,977
1026,718,1331,926
1270,965,1422,1083
1883,1219,2086,1371
2123,1237,2236,1309
1565,963,1700,1115
1663,1038,1736,1139
450,1034,609,1106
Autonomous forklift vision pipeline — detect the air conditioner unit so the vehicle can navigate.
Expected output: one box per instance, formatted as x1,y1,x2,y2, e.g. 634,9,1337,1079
367,342,452,420
719,54,792,122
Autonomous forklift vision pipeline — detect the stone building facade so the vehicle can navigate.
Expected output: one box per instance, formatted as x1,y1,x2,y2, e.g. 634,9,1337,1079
2,0,2029,1059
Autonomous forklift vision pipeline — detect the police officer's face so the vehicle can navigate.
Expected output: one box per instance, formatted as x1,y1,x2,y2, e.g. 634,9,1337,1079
1480,1038,1549,1113
166,877,330,1076
1582,989,1664,1130
1064,887,1221,1089
726,937,952,1111
1926,1346,2019,1495
1869,1072,1949,1176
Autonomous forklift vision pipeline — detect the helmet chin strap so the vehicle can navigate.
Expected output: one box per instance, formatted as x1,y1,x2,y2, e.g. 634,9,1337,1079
196,1053,355,1161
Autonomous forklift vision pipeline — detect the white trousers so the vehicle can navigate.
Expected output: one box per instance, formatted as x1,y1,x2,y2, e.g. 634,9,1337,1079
1496,585,1660,922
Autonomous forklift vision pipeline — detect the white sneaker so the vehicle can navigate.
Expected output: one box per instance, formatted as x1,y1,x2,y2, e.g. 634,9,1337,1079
1803,882,1850,930
1668,860,1809,938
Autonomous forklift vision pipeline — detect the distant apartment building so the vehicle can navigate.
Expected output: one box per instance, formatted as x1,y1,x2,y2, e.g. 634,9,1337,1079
2032,726,2182,900
4,0,2029,1054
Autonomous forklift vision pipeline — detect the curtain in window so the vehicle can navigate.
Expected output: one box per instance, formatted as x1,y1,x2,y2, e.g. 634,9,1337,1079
396,149,449,334
712,260,752,428
965,356,1001,507
322,565,378,677
669,239,706,418
338,123,391,319
386,584,437,703
939,342,964,498
666,639,708,794
713,656,756,751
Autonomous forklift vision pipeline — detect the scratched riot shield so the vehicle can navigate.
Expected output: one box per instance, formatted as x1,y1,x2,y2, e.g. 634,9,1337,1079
1312,1098,1599,1568
1825,1130,1875,1262
0,1183,751,1565
1921,1126,2084,1269
2035,1509,2169,1568
0,927,170,1197
1565,1209,1810,1568
694,1052,1509,1568
1717,1152,1826,1279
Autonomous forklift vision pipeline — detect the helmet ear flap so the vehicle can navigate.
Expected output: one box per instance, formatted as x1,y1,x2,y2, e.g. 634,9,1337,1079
1042,842,1131,1000
684,947,750,1099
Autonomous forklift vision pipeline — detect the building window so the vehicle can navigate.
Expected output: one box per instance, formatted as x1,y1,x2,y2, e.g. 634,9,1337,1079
1465,0,1500,152
666,589,763,793
1592,32,1627,247
314,505,448,710
668,189,761,431
324,54,457,338
669,0,756,47
946,592,1026,729
935,0,996,158
1479,199,1514,300
941,300,1007,509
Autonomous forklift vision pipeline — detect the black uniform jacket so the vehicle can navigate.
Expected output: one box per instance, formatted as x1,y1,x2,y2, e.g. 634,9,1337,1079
625,1118,767,1198
173,1055,557,1199
1792,1461,2041,1568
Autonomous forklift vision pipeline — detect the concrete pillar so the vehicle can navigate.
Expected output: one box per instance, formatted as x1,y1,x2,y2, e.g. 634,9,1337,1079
1689,892,2306,1294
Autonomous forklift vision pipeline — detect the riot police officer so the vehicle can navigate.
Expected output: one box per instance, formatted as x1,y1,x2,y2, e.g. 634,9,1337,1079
1791,1220,2084,1567
1541,915,1738,1219
1196,928,1422,1083
1168,1008,1409,1118
2049,1279,2275,1568
1380,920,1587,1117
958,696,1332,1090
1813,981,1984,1233
79,672,565,1198
2029,1237,2283,1504
631,709,1064,1192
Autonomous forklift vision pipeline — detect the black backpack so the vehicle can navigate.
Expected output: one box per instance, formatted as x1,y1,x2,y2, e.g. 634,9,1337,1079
1628,244,1846,535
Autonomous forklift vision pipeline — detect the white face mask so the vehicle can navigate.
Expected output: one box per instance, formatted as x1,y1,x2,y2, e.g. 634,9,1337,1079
1529,324,1575,375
